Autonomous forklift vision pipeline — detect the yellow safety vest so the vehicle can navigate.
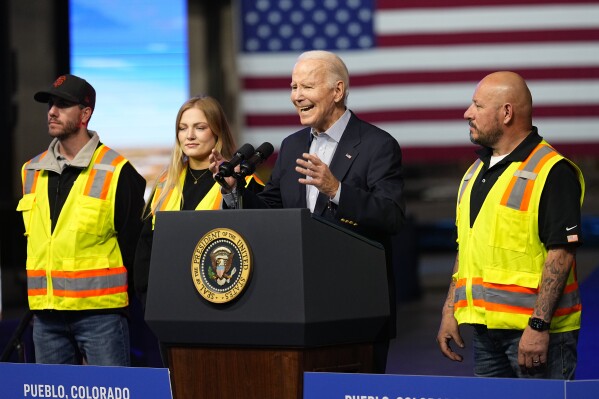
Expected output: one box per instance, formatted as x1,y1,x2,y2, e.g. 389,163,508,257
17,145,129,310
454,141,585,332
151,168,263,228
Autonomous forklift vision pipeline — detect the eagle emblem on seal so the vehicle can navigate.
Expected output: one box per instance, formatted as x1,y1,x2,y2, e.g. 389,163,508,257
191,228,252,304
209,246,237,286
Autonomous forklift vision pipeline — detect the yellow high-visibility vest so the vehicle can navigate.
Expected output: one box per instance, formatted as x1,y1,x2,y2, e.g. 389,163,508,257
17,145,129,310
454,141,585,332
150,168,263,229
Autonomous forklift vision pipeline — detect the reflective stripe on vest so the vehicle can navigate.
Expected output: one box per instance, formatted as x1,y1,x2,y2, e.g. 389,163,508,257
458,159,482,205
454,277,581,317
27,267,128,299
84,146,125,200
51,267,128,298
153,177,173,212
22,152,48,195
26,270,48,296
500,144,558,211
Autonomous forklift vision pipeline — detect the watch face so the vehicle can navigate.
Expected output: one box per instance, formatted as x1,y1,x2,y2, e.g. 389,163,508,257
529,317,550,331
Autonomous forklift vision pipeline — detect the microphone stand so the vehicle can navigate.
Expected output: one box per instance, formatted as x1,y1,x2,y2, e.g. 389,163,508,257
234,173,246,209
0,310,33,362
214,173,245,209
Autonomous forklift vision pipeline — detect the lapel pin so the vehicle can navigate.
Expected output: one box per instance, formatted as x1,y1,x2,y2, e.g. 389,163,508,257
345,153,352,159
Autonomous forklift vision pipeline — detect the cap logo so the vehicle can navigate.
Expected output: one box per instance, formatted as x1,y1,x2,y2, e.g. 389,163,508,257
53,76,67,88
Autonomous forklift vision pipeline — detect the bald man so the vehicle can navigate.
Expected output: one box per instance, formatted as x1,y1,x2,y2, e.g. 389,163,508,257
436,72,585,379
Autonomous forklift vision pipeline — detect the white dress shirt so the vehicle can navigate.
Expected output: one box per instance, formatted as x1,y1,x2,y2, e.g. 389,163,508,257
306,109,351,212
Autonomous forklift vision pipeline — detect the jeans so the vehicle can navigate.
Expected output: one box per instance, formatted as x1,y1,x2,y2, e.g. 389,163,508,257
471,324,578,379
33,312,130,366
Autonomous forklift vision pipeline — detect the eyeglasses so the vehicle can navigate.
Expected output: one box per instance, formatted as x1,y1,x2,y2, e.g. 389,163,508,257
48,98,86,109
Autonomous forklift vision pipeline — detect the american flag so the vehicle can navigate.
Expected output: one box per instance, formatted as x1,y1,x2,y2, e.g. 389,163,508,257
237,0,599,162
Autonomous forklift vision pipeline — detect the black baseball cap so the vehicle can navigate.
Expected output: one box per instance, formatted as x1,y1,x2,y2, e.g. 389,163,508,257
34,74,96,110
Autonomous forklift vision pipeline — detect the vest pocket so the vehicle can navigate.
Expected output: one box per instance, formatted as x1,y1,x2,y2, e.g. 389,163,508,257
69,194,111,236
484,266,540,289
17,193,36,236
489,206,529,253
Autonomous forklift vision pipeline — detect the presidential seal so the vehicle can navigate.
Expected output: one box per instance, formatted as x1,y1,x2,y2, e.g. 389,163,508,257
191,228,252,304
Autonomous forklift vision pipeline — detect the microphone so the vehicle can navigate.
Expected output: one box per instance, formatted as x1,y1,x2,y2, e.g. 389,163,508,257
216,143,255,178
238,142,274,177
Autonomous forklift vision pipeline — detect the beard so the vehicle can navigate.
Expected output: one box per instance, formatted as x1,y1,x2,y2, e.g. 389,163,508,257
469,121,503,148
48,117,81,139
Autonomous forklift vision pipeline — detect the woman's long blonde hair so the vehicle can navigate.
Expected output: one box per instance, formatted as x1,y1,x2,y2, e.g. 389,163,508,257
146,95,237,216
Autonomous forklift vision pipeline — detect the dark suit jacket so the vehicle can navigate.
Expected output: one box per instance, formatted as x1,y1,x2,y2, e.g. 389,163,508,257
243,111,406,337
245,112,404,237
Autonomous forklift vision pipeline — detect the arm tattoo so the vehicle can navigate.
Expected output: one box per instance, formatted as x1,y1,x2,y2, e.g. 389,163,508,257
444,255,459,313
534,246,575,321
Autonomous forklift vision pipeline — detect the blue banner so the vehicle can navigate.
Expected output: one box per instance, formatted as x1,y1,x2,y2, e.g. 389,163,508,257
304,373,599,399
0,363,172,399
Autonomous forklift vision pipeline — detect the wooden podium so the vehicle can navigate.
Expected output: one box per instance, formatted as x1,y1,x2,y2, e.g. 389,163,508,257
145,209,389,399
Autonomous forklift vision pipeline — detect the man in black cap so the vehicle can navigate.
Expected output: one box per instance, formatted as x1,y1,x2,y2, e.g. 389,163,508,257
16,74,146,366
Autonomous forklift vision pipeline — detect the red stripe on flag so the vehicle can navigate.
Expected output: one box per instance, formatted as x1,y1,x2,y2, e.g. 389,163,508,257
243,67,599,90
377,0,599,9
245,104,599,126
267,142,599,164
402,143,599,163
377,29,599,47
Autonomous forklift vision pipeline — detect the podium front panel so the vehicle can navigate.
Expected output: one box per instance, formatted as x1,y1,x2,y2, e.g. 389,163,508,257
145,209,389,347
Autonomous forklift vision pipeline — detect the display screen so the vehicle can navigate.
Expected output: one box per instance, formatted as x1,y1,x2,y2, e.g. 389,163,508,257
70,0,188,182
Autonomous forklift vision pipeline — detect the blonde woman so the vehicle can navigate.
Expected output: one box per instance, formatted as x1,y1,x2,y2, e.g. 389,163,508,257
134,95,263,307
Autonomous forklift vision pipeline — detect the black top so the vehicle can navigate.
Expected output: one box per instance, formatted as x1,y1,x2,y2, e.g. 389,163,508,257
468,127,583,248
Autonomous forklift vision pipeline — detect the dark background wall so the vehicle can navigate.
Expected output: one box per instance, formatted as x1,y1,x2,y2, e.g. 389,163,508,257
1,0,70,315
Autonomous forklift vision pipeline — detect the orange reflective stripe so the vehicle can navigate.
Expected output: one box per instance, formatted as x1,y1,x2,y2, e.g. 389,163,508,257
54,285,128,298
51,267,128,298
27,288,48,296
518,179,535,212
532,149,557,174
23,170,41,195
455,277,482,288
554,304,582,317
485,302,532,314
472,299,485,308
159,189,174,211
483,282,537,295
564,281,579,294
83,147,109,196
501,144,559,211
83,146,125,200
520,150,557,211
210,194,222,210
51,266,127,279
31,171,40,194
83,168,96,196
99,153,125,200
27,270,47,277
98,171,112,200
454,299,468,309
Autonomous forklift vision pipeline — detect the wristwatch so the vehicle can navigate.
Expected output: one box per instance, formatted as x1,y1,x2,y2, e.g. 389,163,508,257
528,317,550,331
